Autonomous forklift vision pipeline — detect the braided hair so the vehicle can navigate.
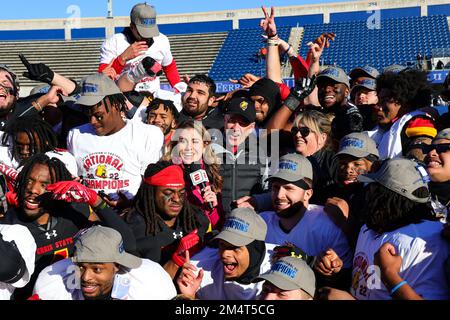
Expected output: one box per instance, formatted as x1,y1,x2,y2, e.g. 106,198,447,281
129,161,202,236
16,153,72,209
2,116,57,164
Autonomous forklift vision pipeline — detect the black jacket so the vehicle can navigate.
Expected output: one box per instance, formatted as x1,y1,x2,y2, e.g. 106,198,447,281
211,136,269,214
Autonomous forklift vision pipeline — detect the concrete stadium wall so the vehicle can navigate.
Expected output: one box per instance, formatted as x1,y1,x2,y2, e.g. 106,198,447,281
0,0,448,40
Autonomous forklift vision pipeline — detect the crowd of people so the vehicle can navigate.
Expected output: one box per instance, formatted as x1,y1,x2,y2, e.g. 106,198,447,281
0,3,449,301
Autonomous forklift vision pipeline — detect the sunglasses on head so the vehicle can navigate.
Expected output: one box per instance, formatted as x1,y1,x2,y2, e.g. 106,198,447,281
422,143,450,154
291,126,311,138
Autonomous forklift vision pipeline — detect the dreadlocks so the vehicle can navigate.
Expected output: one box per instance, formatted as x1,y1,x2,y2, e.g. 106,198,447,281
101,93,127,113
128,160,202,236
2,116,57,164
364,182,436,233
16,153,72,209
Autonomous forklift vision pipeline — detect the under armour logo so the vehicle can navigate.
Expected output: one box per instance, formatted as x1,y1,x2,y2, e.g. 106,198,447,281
173,231,183,239
45,230,58,240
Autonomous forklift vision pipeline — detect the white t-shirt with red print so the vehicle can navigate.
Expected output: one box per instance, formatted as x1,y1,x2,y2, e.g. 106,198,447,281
100,32,173,94
67,120,163,200
351,220,450,300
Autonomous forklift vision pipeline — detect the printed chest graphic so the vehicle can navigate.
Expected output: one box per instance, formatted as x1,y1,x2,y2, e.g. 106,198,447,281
81,152,129,190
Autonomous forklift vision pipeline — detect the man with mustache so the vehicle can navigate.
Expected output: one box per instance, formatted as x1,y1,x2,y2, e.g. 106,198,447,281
2,154,135,299
178,75,224,131
33,225,176,300
260,153,353,289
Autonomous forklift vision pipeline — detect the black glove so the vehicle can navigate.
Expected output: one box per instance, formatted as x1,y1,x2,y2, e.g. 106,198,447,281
284,75,317,112
141,56,163,77
19,54,54,84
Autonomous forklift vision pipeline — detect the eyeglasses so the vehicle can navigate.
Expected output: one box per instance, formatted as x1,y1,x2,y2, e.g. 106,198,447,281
291,126,311,138
422,143,450,154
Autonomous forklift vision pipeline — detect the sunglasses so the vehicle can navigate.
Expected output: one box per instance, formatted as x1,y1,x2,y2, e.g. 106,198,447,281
291,126,311,138
422,143,450,154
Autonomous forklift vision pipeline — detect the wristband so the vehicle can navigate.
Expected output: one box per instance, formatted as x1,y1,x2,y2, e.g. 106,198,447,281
93,200,107,211
390,280,407,296
268,33,278,39
283,94,301,112
267,39,279,46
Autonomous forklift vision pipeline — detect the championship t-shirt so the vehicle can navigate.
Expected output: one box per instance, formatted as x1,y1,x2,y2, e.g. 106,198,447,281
67,120,163,200
351,221,450,300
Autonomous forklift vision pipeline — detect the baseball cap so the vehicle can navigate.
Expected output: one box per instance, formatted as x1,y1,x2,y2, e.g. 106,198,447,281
336,132,379,160
267,153,313,183
253,256,316,297
130,3,159,38
434,128,450,141
72,225,142,269
350,78,376,95
317,66,350,88
213,207,267,247
349,65,379,80
358,158,430,203
224,96,256,124
76,73,122,106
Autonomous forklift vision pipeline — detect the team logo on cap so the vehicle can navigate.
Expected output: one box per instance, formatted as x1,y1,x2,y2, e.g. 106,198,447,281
82,83,98,94
240,100,248,111
118,240,124,254
140,18,156,25
271,260,298,279
322,68,340,78
341,138,364,149
415,164,430,184
279,160,297,171
223,217,249,233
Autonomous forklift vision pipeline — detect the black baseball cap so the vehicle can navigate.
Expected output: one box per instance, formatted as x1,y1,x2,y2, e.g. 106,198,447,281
224,96,256,123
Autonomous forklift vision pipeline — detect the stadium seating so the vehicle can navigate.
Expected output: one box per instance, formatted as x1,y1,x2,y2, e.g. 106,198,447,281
0,32,227,89
209,26,292,81
298,15,450,73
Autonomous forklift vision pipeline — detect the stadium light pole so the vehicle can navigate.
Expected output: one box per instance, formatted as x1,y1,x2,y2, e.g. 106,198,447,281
107,0,113,18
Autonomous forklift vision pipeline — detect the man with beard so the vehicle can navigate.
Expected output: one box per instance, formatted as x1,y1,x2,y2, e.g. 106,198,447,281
146,98,179,149
178,74,224,131
33,225,176,300
316,66,364,141
176,207,276,300
260,153,353,289
2,154,135,299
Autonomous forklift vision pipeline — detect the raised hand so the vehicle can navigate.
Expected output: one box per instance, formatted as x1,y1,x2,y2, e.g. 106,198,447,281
260,6,277,38
172,229,201,267
229,73,261,89
291,75,317,100
45,180,98,206
19,54,54,84
176,250,204,298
